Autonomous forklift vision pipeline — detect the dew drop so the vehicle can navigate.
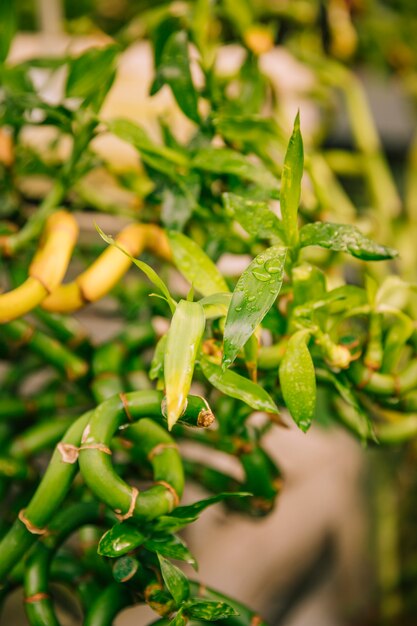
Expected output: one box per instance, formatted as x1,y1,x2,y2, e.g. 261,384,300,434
252,270,270,282
265,259,282,274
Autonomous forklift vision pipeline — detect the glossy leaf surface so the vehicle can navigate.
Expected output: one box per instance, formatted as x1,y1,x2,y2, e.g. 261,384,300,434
164,300,205,429
279,330,316,432
300,222,398,261
200,357,278,414
223,193,284,242
168,231,229,296
280,112,303,245
223,246,286,368
152,31,200,123
145,534,197,568
98,522,148,557
170,492,251,519
192,148,279,192
187,599,238,620
158,555,190,605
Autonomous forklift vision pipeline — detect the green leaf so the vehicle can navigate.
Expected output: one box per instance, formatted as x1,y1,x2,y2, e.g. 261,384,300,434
292,263,327,306
170,608,187,626
293,285,368,320
158,555,190,606
171,492,251,519
318,369,375,442
98,522,148,557
200,293,231,319
279,329,316,432
299,222,398,261
280,111,304,246
191,148,279,192
150,334,168,382
223,193,284,243
108,118,188,167
164,300,206,429
95,224,177,314
112,556,139,583
214,114,283,149
223,246,286,368
381,309,414,373
153,515,198,534
161,184,197,231
200,356,279,414
66,45,119,109
186,599,238,620
168,231,229,296
145,534,197,569
153,31,200,123
0,0,16,63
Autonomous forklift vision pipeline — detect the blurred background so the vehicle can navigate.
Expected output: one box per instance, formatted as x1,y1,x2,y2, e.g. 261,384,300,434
2,1,417,625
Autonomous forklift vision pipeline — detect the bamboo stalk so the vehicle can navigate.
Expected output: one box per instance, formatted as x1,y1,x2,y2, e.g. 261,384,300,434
0,392,212,582
0,211,78,323
1,319,89,380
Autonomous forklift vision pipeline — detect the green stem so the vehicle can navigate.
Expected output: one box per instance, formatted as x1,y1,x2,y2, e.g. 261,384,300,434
6,180,66,255
1,319,89,381
24,502,115,626
84,582,133,626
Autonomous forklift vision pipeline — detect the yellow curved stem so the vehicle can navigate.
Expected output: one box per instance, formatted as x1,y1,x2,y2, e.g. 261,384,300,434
0,211,78,323
42,223,172,314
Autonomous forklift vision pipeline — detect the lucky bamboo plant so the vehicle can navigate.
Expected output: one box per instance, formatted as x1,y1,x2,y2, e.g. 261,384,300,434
1,1,417,624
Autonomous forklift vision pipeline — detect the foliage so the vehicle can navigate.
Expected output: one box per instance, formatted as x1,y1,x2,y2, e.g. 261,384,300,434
0,1,417,625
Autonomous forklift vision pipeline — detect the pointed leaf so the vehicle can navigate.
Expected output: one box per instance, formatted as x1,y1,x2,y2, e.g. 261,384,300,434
66,45,118,106
153,31,200,123
145,534,197,569
98,522,148,557
164,300,206,429
279,329,316,432
223,192,284,242
153,515,198,534
0,0,16,63
318,369,375,442
108,118,188,167
172,493,251,519
170,608,187,626
96,224,177,314
280,112,303,246
192,148,279,192
150,334,168,381
223,246,286,368
186,599,238,620
200,293,232,319
200,357,278,414
168,231,229,296
158,555,190,605
299,222,398,261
